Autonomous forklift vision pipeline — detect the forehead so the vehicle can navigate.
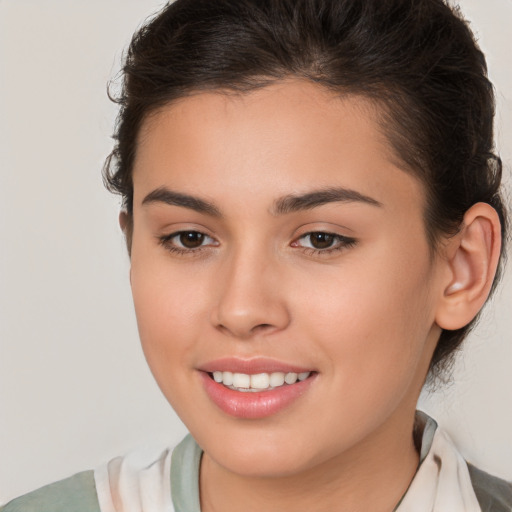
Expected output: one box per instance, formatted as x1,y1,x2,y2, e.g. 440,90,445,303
132,80,425,216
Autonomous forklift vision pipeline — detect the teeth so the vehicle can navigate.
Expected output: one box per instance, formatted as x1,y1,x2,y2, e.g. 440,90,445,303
284,372,298,384
232,373,250,388
250,373,270,389
211,370,311,391
269,372,285,387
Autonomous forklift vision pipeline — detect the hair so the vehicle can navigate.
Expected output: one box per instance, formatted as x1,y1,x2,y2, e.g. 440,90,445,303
103,0,508,380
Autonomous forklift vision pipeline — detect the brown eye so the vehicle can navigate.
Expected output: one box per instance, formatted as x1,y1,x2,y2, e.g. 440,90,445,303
159,230,218,254
309,232,335,249
179,231,205,248
292,231,357,254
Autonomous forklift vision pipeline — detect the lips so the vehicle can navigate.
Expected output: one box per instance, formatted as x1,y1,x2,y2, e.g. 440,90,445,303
198,358,317,419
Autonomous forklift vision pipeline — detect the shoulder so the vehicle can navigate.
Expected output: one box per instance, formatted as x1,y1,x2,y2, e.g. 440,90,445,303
1,471,100,512
0,435,200,512
93,434,202,512
468,463,512,512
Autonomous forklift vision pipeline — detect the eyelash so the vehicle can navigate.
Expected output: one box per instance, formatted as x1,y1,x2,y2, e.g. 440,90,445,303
292,232,357,255
158,230,357,256
159,231,217,256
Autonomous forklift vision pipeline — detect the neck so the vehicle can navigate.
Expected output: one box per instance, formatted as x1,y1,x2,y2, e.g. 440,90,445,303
200,411,420,512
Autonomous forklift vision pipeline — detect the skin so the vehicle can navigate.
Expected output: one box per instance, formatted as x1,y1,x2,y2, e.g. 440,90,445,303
126,80,496,512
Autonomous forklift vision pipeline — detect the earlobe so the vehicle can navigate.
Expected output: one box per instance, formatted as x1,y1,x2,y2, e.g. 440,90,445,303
435,203,501,331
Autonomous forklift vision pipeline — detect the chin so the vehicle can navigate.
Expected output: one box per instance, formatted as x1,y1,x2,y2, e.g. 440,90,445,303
197,425,327,479
212,448,317,479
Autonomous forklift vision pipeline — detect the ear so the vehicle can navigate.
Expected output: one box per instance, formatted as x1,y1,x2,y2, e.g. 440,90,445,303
119,210,128,231
118,211,133,257
435,203,502,330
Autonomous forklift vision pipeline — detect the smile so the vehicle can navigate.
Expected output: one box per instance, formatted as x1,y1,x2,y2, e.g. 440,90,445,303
200,361,317,419
210,371,311,391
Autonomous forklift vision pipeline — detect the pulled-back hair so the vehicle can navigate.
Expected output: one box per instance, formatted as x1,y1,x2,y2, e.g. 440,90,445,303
104,0,508,379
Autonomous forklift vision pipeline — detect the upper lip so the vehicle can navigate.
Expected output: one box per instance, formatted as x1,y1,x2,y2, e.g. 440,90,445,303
198,357,314,375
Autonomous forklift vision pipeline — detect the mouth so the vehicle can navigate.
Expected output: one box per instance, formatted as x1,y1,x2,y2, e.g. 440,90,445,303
208,370,312,392
198,360,317,419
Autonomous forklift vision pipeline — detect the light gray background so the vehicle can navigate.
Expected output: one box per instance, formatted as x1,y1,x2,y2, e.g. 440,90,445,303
0,0,510,504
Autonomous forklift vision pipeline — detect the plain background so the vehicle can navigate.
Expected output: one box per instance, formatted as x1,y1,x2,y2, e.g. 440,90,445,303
0,0,510,504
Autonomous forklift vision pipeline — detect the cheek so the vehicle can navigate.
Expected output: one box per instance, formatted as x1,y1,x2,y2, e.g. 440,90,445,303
291,246,436,391
129,247,211,373
129,262,213,422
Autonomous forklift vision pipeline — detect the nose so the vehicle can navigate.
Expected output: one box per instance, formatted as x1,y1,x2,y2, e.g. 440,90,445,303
210,247,291,339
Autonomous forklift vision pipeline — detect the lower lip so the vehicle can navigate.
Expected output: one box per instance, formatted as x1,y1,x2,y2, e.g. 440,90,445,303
199,372,316,419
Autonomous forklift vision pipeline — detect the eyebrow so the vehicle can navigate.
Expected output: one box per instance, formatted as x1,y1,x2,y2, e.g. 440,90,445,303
141,185,382,217
271,187,382,215
142,187,222,216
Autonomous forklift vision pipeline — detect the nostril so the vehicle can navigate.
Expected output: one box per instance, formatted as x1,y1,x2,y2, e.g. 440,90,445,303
250,323,276,334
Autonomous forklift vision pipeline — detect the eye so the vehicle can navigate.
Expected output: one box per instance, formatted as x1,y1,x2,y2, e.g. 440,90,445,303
176,231,207,249
301,232,336,249
159,230,218,253
292,231,356,253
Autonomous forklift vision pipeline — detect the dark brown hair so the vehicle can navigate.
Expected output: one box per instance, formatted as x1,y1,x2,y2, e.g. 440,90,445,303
104,0,508,378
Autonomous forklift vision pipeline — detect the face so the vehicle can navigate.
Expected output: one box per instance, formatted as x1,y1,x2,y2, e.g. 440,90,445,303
129,80,445,478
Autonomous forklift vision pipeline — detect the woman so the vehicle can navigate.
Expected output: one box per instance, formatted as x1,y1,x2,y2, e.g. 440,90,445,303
2,0,510,510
